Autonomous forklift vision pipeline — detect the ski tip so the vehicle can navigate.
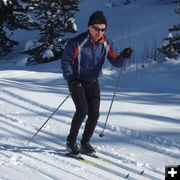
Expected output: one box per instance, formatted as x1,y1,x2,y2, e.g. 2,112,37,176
140,170,144,175
125,174,129,178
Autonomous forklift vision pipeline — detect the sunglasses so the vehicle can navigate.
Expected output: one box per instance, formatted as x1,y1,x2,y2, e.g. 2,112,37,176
92,25,106,32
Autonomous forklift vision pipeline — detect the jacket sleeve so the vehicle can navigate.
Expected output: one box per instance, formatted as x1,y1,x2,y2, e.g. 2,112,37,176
106,39,125,67
61,39,77,81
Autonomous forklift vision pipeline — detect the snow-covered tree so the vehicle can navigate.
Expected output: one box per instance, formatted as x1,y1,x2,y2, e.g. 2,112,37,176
0,0,36,56
24,0,79,64
0,27,19,56
158,4,180,60
0,0,17,56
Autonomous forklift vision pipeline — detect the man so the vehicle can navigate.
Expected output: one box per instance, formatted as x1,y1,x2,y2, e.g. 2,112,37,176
61,10,132,156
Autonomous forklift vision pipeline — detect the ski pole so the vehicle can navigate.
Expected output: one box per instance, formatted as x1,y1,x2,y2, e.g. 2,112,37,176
27,93,71,145
99,64,125,137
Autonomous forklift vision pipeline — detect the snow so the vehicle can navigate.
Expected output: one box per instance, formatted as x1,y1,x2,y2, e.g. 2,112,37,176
0,0,180,180
3,0,11,5
25,40,34,51
68,18,78,32
15,57,28,67
43,49,54,59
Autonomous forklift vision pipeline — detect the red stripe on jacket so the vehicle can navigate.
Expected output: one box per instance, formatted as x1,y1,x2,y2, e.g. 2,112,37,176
71,45,80,65
108,46,118,60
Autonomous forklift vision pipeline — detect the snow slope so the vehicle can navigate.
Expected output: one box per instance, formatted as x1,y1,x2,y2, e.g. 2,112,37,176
0,0,180,180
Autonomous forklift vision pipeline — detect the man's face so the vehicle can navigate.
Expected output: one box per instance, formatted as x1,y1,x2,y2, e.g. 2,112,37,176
88,24,106,42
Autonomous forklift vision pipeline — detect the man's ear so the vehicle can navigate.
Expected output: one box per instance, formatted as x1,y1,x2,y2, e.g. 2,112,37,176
88,26,91,31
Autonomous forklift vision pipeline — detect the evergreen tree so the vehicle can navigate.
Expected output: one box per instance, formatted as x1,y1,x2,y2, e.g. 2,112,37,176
0,0,36,56
24,0,79,64
0,27,18,56
158,4,180,60
0,0,18,56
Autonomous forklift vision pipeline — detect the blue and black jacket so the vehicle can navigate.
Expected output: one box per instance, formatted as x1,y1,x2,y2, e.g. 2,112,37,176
61,31,125,82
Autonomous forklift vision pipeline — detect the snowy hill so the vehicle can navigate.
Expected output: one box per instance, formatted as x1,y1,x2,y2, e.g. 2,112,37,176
0,0,180,180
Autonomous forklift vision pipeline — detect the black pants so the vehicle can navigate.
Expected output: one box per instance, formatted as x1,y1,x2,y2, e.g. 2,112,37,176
67,80,100,144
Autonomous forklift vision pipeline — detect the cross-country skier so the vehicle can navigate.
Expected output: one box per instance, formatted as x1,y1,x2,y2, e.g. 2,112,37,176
61,10,132,156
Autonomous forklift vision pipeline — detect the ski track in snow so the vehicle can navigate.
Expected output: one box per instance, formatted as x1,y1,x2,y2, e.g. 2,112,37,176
1,78,179,158
0,143,163,180
0,68,178,180
96,124,180,158
0,145,135,180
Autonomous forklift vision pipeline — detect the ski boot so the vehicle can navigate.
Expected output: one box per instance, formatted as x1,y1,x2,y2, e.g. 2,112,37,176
80,142,96,156
66,141,82,159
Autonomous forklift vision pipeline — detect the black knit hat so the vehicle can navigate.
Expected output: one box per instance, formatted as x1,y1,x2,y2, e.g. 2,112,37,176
88,10,107,26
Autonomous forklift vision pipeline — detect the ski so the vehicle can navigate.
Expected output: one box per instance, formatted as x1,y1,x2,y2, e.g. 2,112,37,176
65,152,129,178
83,153,144,176
139,170,144,175
49,149,141,178
81,158,129,179
98,155,144,176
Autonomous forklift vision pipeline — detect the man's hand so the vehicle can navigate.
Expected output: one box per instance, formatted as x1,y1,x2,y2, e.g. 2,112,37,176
120,48,133,59
69,80,82,88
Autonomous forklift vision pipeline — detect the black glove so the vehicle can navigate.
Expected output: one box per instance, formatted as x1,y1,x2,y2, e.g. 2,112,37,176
69,80,82,88
120,48,133,59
